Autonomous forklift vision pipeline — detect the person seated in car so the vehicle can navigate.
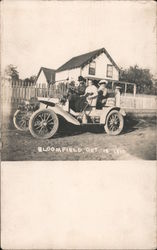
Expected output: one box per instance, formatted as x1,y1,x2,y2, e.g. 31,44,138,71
65,81,87,112
115,85,121,108
66,81,79,111
77,80,86,95
67,80,98,112
97,79,108,109
84,79,98,107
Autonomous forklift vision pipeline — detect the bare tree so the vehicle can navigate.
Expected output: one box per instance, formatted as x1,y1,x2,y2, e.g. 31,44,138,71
5,64,19,80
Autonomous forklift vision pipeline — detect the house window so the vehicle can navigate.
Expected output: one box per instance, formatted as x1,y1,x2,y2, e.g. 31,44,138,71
106,64,113,78
89,61,96,75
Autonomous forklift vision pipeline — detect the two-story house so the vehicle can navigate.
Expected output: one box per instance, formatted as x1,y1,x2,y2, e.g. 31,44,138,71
36,48,120,87
55,47,120,83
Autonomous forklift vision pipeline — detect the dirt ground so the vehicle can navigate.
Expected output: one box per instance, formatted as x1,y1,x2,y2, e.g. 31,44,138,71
1,114,156,161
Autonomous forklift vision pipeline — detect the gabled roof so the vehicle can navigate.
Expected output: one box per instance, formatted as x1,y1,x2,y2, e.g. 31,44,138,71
36,67,56,84
57,48,120,72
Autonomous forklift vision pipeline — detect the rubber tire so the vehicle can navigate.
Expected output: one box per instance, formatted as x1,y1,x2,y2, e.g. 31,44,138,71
29,109,59,139
104,110,124,135
13,109,30,131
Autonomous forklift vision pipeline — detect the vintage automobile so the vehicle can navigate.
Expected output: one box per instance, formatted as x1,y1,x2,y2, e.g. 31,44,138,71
13,89,126,139
29,96,126,139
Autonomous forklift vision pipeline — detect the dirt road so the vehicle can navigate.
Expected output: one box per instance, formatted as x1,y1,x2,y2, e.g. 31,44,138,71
1,116,156,161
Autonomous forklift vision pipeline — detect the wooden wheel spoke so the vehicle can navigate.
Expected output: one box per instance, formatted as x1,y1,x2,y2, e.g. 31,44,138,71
43,113,47,120
46,113,51,121
17,115,24,119
39,113,44,121
108,119,114,126
47,124,54,130
43,126,49,133
109,124,114,131
36,118,42,124
114,116,119,121
19,121,27,128
35,124,43,130
34,121,40,126
47,117,53,122
48,121,54,125
38,114,43,120
113,125,118,131
19,119,26,124
38,126,44,134
42,113,45,120
47,119,54,125
17,115,26,121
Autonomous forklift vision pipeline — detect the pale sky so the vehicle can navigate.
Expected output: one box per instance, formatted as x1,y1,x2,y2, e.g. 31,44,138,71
1,0,156,79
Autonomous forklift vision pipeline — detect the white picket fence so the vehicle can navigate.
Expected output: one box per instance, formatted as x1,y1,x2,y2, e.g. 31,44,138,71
1,78,157,111
1,80,67,103
120,94,157,110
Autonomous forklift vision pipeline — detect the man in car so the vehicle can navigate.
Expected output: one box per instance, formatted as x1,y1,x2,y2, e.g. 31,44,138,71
77,80,86,95
66,81,87,112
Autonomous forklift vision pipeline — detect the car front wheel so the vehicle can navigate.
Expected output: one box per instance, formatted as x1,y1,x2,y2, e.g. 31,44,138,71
29,109,59,139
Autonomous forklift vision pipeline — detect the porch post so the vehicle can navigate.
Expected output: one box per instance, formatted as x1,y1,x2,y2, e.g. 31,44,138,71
112,81,114,90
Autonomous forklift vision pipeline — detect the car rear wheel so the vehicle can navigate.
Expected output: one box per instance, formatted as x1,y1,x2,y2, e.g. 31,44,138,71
104,110,124,135
29,109,59,139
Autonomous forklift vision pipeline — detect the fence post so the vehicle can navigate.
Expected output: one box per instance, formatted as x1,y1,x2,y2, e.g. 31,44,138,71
133,84,136,97
124,83,127,96
24,85,26,100
21,81,24,100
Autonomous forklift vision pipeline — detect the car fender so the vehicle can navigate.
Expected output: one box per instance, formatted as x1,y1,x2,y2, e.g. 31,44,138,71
38,101,80,126
39,99,56,107
51,105,80,125
100,106,126,124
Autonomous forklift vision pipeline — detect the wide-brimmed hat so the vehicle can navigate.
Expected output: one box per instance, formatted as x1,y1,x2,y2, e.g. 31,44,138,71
99,79,108,84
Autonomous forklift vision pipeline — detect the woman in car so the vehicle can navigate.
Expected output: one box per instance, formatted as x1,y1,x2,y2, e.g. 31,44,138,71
84,80,98,107
97,79,108,109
